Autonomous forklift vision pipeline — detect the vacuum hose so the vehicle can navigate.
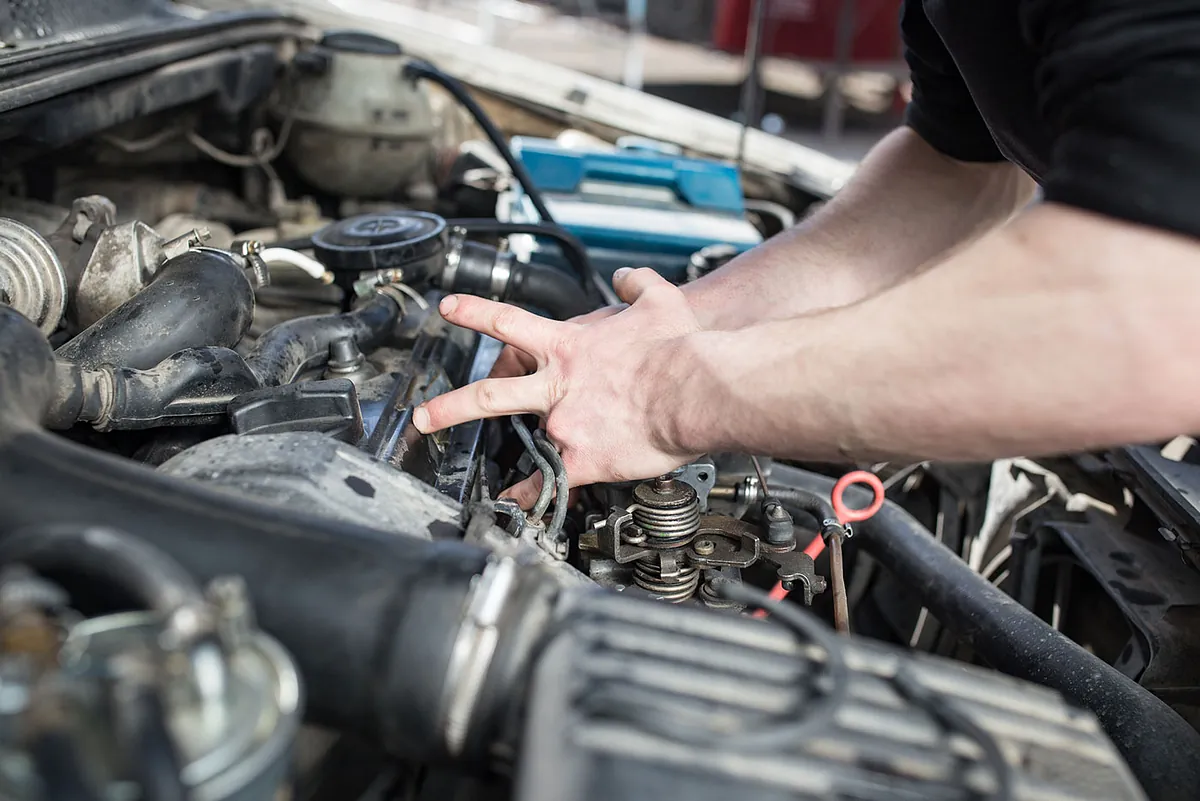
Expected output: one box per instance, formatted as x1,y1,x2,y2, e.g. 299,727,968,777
768,463,1200,801
244,292,402,386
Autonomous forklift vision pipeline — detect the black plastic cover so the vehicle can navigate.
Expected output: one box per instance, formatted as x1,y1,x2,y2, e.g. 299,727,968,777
229,378,364,443
312,211,448,278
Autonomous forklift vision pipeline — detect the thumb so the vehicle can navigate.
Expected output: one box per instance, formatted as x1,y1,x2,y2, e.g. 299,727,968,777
612,267,673,305
501,473,545,511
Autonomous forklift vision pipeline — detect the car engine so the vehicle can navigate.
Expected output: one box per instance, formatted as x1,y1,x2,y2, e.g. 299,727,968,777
0,2,1196,801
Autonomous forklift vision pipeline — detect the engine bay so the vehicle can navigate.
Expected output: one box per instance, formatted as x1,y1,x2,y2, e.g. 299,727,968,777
0,3,1199,800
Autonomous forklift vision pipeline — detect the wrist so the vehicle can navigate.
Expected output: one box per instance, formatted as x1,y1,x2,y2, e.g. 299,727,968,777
646,331,729,457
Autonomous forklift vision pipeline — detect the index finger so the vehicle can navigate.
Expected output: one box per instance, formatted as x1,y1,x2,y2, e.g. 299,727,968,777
439,295,561,360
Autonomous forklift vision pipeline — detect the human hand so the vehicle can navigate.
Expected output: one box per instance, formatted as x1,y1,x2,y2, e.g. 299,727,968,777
413,268,703,507
488,302,627,379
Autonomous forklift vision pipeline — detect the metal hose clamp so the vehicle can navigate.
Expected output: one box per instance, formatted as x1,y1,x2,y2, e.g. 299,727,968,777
440,556,518,756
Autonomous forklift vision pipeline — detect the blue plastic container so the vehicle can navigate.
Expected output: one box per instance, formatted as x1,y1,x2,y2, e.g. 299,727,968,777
504,136,762,284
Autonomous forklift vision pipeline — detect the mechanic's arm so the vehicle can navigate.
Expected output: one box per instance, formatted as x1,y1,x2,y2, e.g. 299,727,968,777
414,203,1200,503
682,127,1035,330
666,203,1200,462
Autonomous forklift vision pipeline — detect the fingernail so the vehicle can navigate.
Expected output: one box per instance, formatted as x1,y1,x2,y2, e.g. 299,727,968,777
613,268,632,282
413,406,431,433
439,295,458,316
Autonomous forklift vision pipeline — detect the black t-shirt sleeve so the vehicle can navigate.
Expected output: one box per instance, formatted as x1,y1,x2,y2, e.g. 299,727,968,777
900,0,1005,163
1029,0,1200,239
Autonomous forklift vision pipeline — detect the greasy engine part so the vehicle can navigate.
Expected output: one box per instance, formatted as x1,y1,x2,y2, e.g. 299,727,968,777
56,249,256,371
630,477,703,601
0,304,491,760
360,316,474,477
1,296,1195,798
767,463,1200,800
0,218,67,336
229,378,365,442
243,291,403,386
283,31,437,198
518,590,1148,801
159,431,448,535
48,193,212,330
311,210,448,284
0,527,301,801
582,476,824,606
48,347,260,431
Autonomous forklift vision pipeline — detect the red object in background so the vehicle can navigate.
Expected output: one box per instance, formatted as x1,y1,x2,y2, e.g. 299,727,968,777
713,0,903,64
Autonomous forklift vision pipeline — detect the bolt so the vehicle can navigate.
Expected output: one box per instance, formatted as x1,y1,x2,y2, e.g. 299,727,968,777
207,575,254,649
653,476,675,492
694,539,716,556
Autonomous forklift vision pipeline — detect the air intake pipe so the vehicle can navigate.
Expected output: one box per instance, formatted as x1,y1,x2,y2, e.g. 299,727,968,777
56,249,255,371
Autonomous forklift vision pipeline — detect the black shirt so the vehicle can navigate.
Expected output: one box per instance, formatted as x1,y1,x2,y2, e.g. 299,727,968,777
902,0,1200,239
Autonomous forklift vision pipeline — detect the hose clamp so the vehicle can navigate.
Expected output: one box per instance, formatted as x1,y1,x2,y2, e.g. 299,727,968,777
440,556,518,756
442,228,467,290
489,251,514,300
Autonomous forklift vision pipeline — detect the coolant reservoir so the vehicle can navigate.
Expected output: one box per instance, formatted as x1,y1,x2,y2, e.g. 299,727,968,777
280,31,437,198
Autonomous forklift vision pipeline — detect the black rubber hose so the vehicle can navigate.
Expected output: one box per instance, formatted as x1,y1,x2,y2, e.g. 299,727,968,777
50,348,259,431
767,463,1200,801
56,249,255,372
117,684,192,801
0,306,488,760
404,62,555,225
506,262,594,319
446,218,617,306
770,486,837,525
443,238,597,319
0,526,206,621
245,292,401,386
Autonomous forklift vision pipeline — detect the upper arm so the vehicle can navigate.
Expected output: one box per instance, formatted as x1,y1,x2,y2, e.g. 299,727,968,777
901,0,1005,163
1030,0,1200,240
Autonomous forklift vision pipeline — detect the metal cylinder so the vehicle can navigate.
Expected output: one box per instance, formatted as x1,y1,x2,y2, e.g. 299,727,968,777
630,477,703,602
0,218,66,335
60,609,301,801
631,477,701,544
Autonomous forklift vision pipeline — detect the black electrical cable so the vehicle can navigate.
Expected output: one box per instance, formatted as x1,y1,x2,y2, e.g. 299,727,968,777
511,415,554,520
0,526,206,622
892,668,1013,801
403,61,556,225
580,579,849,749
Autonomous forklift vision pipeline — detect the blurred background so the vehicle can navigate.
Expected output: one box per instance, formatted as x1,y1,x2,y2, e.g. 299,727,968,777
395,0,907,161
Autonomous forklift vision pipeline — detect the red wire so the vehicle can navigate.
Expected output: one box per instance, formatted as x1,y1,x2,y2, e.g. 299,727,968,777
752,471,885,619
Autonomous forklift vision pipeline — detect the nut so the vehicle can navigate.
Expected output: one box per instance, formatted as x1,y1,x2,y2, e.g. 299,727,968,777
694,539,716,556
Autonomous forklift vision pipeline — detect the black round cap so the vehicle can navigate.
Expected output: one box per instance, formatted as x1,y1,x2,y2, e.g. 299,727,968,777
312,211,448,276
319,30,403,56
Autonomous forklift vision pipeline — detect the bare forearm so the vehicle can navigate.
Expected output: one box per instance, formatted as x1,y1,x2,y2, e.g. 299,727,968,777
683,127,1036,330
670,204,1200,462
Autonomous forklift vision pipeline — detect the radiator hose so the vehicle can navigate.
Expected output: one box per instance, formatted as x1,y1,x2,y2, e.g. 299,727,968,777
767,463,1200,801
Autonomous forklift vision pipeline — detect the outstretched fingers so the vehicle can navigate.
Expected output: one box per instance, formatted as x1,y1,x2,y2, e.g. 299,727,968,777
439,294,561,359
414,375,550,433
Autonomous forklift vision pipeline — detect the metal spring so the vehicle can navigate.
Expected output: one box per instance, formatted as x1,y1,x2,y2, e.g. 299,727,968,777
631,500,701,543
633,560,701,603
